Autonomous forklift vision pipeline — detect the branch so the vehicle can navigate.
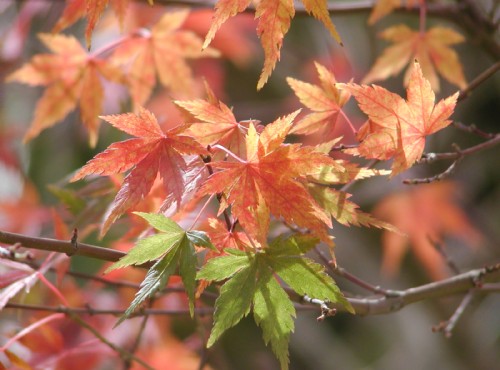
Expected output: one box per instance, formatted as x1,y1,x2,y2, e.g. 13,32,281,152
458,61,500,102
341,264,500,315
2,231,499,317
0,230,155,267
417,134,500,164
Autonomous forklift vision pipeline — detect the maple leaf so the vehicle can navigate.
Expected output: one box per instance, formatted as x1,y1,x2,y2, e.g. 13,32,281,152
368,0,400,24
362,25,467,91
53,0,137,47
106,212,215,323
287,62,351,138
111,10,220,108
7,33,124,146
307,185,399,233
71,108,208,235
340,61,459,176
203,0,341,89
373,182,482,280
175,85,258,158
197,234,352,370
197,111,341,245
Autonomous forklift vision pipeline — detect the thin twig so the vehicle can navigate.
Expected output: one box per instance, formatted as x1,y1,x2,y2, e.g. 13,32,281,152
417,135,500,164
403,157,463,184
432,289,475,338
453,122,496,139
68,312,155,370
458,62,500,102
428,238,461,275
314,247,400,297
123,299,154,370
4,302,214,317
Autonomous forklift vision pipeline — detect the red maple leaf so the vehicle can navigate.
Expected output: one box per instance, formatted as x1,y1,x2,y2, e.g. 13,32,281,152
340,61,459,176
71,108,209,235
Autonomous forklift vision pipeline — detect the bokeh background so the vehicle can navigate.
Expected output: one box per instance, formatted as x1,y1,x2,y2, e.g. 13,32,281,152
0,1,498,369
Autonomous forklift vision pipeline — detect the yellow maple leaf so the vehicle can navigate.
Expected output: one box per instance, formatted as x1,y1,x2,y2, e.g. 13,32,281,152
362,25,467,91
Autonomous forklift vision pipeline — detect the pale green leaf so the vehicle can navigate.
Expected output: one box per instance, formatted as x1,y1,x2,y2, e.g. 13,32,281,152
268,234,319,256
207,262,258,347
179,236,197,315
133,212,184,233
115,249,180,326
253,265,295,370
270,256,354,313
105,232,184,273
197,254,251,282
186,230,217,250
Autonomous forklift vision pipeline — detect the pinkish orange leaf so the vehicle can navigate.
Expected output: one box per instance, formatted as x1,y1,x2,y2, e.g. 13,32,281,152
341,61,458,176
362,25,467,91
374,182,482,280
7,33,124,146
111,10,220,108
287,62,350,138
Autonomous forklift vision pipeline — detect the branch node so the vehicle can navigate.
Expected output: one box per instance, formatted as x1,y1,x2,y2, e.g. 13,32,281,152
66,228,79,257
302,295,337,321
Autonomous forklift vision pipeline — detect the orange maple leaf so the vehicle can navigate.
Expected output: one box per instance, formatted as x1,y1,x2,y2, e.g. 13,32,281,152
7,33,124,146
175,85,259,158
203,0,341,89
71,108,209,235
368,0,417,24
340,61,459,176
197,111,338,245
287,62,350,138
111,10,220,108
53,0,134,47
373,182,482,280
362,25,467,91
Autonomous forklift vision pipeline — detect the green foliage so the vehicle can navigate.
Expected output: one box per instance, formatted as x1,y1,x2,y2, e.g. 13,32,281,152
107,212,214,323
197,234,352,367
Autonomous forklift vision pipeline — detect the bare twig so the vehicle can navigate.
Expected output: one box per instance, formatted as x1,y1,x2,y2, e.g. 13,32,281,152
428,238,461,275
403,157,462,184
432,289,475,338
123,299,154,370
314,247,400,297
453,122,496,139
68,312,155,370
417,135,500,164
4,302,214,317
458,61,500,102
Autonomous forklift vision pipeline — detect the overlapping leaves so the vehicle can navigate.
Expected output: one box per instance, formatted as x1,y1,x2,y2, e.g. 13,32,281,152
340,61,459,176
71,108,208,235
203,0,342,89
197,234,353,370
106,212,215,324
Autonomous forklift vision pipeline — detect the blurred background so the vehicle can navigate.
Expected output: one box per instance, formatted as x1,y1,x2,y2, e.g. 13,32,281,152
0,0,498,369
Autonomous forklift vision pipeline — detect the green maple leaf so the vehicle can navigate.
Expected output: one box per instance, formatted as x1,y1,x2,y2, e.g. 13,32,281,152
107,212,215,325
197,234,353,370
